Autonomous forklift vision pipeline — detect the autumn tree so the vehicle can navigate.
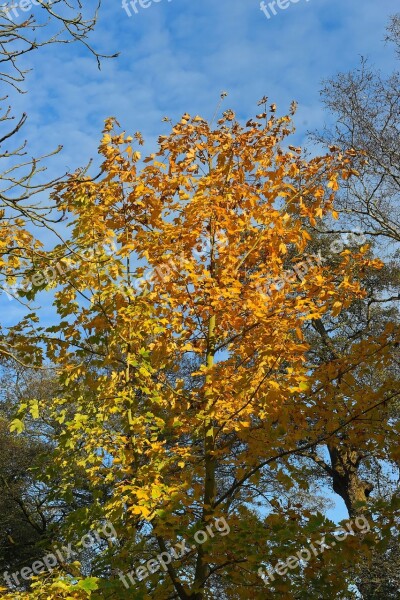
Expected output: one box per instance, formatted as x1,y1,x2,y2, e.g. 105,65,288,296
4,102,398,599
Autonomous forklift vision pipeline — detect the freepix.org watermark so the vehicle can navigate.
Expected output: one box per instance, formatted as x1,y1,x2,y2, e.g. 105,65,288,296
118,517,230,589
3,521,117,588
258,515,370,586
260,0,311,20
1,242,117,302
122,0,172,18
0,0,55,21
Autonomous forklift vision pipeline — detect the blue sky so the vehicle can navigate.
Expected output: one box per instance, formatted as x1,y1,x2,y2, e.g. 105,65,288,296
11,0,398,178
2,0,399,520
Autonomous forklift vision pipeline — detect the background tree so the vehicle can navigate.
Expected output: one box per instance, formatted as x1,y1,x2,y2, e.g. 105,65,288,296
0,7,115,584
303,15,400,596
0,0,115,353
315,14,400,250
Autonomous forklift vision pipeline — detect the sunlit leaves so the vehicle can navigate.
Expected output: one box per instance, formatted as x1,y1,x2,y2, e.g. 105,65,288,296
5,105,396,599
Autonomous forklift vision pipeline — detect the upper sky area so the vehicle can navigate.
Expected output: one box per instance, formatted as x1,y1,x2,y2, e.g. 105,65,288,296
8,0,399,176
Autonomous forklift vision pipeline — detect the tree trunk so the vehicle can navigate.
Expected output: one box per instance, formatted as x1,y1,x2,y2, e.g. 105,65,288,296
328,444,373,518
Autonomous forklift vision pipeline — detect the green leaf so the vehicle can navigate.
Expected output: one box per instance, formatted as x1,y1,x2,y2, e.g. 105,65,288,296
30,400,39,419
76,577,99,594
10,419,24,434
